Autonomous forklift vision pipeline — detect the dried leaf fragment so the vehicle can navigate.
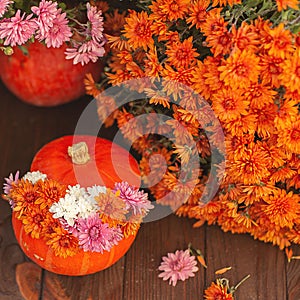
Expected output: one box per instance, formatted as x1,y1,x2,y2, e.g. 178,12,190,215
215,266,232,275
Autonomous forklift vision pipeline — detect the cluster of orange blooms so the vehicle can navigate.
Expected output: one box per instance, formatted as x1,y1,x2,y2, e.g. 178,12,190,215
85,0,300,251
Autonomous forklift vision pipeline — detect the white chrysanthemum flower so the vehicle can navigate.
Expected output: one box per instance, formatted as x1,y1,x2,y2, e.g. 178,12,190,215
66,184,86,198
49,184,100,226
77,196,99,219
87,185,106,198
23,171,47,184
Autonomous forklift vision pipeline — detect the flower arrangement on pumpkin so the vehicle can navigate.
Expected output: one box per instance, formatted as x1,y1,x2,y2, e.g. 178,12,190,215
0,0,109,65
85,0,300,254
2,169,152,261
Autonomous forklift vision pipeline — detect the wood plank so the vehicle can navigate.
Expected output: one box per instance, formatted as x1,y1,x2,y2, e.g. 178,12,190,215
286,245,300,300
42,257,126,300
205,225,287,300
123,214,206,300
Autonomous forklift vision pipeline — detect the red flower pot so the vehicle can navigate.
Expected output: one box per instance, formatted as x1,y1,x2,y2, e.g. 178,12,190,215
0,41,102,107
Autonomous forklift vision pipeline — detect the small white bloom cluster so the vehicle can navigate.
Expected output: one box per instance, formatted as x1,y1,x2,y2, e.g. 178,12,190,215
23,171,47,184
49,184,106,226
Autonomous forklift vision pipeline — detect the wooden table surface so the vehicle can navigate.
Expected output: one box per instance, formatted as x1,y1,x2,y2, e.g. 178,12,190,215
1,80,300,300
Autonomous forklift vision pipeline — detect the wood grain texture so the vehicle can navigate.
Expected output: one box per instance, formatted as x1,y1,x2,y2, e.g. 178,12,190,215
2,80,300,299
123,214,206,300
206,225,287,300
42,257,126,300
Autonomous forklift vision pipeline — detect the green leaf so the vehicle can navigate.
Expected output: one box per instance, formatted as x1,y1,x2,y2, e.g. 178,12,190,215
18,45,29,56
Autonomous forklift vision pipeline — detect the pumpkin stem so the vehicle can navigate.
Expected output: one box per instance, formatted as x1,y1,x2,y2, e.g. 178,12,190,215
68,142,90,165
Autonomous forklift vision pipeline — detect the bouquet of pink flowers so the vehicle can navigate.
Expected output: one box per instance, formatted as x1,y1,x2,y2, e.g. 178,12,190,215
0,0,106,65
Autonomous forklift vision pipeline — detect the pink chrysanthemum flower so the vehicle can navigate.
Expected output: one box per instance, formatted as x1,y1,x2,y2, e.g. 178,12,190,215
31,0,58,37
0,10,38,46
3,170,19,195
158,249,199,286
65,39,105,65
76,214,123,253
41,10,72,48
0,0,12,18
114,182,153,215
87,3,104,42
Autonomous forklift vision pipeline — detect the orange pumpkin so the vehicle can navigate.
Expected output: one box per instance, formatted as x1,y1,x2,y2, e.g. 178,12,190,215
0,41,103,107
30,135,141,188
12,135,141,276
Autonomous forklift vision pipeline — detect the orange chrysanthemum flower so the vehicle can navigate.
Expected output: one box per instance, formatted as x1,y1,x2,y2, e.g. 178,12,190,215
157,0,190,21
96,92,119,127
144,47,164,79
211,87,249,122
47,227,79,258
218,49,260,89
259,54,283,87
35,179,66,210
279,50,300,93
119,220,140,238
259,141,286,168
263,23,293,59
145,88,171,109
245,82,277,109
225,134,254,161
84,73,101,98
10,179,40,219
262,189,300,229
22,207,47,239
206,28,232,57
150,21,167,40
165,36,198,69
251,103,277,139
204,280,234,300
139,147,172,186
162,64,195,100
106,69,132,86
191,60,213,100
274,99,299,130
104,9,126,36
287,174,300,190
223,114,257,137
95,189,128,224
277,118,300,153
269,167,297,184
201,56,224,92
106,34,131,51
200,8,227,41
123,10,153,51
231,22,259,52
41,214,61,239
228,143,270,185
276,0,299,11
186,0,210,29
212,0,241,6
239,184,277,206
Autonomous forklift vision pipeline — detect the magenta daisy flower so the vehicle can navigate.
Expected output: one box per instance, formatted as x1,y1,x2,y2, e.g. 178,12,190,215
31,0,58,37
0,10,38,46
3,170,19,195
114,182,153,215
0,0,12,18
76,214,123,253
158,249,199,286
65,39,105,65
86,3,104,42
41,10,72,48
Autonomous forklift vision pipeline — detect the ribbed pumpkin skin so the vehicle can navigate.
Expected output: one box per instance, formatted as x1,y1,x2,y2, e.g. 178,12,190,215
0,42,102,107
12,215,137,276
12,135,141,275
30,135,141,188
